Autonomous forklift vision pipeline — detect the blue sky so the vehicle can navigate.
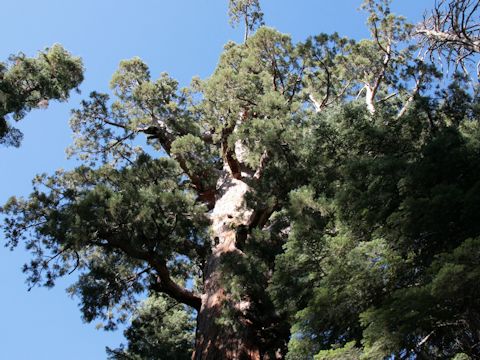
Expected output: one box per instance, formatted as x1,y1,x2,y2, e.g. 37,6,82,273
0,1,430,359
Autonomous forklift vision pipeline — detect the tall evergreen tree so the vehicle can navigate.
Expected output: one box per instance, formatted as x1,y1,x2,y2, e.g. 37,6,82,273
0,45,83,146
3,1,480,359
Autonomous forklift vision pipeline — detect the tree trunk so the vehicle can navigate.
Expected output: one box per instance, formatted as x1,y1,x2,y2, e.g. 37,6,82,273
193,172,262,360
194,294,261,360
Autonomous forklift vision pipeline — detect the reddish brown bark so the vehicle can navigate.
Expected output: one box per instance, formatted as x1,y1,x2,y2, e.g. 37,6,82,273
193,254,261,360
192,173,262,360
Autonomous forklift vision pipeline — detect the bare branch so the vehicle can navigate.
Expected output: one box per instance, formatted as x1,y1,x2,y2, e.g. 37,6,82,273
417,0,480,76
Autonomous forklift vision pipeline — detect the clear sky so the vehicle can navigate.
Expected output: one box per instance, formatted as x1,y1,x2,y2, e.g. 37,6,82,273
0,1,431,359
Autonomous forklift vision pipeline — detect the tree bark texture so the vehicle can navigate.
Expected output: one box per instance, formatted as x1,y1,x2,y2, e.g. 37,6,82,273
193,171,263,359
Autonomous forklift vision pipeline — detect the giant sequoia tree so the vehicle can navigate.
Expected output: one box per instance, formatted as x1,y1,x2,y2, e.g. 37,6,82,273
3,1,480,359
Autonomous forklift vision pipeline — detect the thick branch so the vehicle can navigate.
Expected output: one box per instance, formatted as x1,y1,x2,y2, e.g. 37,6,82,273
247,206,276,231
397,68,425,119
366,41,392,115
221,121,243,179
142,122,215,207
253,150,269,180
309,93,323,113
417,28,480,52
99,235,202,310
150,260,201,311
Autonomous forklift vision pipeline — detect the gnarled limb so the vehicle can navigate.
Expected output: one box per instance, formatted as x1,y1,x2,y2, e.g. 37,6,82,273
417,0,480,75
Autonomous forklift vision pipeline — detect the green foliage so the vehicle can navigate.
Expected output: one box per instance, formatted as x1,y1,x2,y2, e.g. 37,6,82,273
273,100,480,358
453,354,472,360
0,44,83,146
315,342,363,360
2,154,207,330
360,237,480,359
107,294,195,360
3,1,480,358
228,0,264,40
171,134,219,189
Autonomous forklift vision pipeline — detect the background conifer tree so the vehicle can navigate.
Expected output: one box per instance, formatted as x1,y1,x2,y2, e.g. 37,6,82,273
0,45,83,147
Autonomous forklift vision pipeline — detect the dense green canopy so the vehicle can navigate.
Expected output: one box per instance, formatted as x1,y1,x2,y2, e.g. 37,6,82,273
0,44,83,146
3,1,480,359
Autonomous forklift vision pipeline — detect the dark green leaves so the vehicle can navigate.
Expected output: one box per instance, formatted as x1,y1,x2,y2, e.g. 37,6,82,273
2,155,207,329
0,44,83,146
107,294,195,360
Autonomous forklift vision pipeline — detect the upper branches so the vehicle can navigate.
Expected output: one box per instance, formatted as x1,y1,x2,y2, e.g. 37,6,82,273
417,0,480,76
228,0,264,42
69,58,220,207
299,33,354,112
356,0,416,114
300,0,435,118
